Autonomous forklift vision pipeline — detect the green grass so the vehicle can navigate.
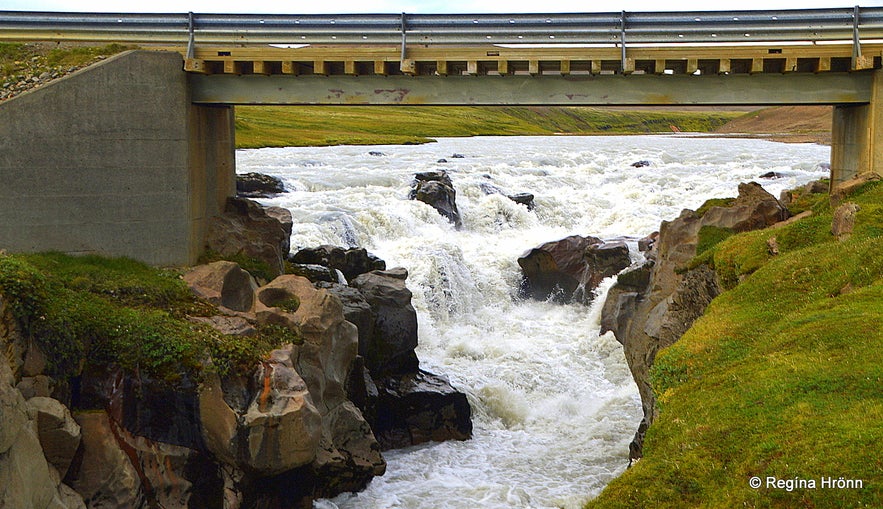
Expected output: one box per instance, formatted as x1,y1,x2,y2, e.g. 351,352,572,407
234,105,742,148
0,253,283,388
586,181,883,508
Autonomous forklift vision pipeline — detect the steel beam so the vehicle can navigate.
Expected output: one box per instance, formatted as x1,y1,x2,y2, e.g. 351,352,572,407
189,71,872,106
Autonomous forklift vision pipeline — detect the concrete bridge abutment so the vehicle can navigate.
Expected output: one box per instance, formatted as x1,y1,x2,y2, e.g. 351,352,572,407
831,70,883,188
0,50,234,266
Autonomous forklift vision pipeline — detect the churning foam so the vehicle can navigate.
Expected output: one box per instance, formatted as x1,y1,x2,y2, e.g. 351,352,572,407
240,135,829,509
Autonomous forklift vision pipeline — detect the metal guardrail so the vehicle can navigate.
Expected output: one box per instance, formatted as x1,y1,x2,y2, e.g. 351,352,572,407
1,7,883,47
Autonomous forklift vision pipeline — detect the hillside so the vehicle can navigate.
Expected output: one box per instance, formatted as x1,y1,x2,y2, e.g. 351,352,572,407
587,180,883,508
714,105,833,144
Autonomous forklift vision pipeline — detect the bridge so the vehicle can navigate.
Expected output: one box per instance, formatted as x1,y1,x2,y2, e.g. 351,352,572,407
1,8,882,265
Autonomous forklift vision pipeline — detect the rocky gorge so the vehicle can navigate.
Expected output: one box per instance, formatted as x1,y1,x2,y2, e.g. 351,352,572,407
0,196,471,508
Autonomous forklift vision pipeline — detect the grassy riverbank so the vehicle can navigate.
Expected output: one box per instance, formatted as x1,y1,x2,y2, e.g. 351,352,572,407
587,182,883,508
234,105,743,148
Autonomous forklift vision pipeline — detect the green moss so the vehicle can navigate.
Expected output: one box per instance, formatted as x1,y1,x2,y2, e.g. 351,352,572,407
695,197,737,218
587,180,883,509
0,253,287,385
696,225,735,256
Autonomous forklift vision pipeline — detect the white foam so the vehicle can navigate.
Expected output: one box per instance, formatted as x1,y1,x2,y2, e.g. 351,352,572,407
238,135,829,509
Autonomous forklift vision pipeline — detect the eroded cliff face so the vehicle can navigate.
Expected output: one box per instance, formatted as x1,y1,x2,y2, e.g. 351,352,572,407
601,182,790,460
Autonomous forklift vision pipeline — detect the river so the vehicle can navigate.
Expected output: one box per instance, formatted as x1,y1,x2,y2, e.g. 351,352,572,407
237,135,830,509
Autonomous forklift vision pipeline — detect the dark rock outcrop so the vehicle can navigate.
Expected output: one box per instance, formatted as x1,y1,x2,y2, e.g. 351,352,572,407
370,370,473,450
518,235,631,303
290,245,385,283
601,181,788,459
507,192,536,210
236,172,285,198
409,171,462,228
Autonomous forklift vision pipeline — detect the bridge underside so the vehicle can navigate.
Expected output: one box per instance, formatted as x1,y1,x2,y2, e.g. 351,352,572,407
1,50,882,267
191,72,872,106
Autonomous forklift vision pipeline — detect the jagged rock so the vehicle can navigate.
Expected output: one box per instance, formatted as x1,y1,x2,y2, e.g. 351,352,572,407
68,412,145,509
759,171,784,179
27,397,81,478
638,231,659,252
700,182,789,233
242,346,323,474
631,160,651,168
288,263,342,284
583,241,631,293
506,192,535,210
351,269,419,376
184,261,258,312
205,197,291,278
832,202,860,241
290,245,386,283
602,181,787,460
318,283,374,362
409,171,462,228
370,369,472,450
265,206,293,256
236,172,285,198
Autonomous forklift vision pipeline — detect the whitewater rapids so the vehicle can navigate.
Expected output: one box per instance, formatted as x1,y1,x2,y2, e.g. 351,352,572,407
238,135,829,509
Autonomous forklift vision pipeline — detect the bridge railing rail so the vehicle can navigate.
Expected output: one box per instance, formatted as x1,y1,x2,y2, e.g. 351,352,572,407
1,7,883,46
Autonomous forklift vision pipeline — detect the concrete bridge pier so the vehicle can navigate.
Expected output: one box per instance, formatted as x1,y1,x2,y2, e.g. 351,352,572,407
831,70,883,188
0,50,234,266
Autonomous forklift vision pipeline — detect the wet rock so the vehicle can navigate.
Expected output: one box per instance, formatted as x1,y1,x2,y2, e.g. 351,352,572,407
205,197,291,278
290,245,385,283
236,172,285,198
368,151,385,157
318,283,374,362
370,370,472,450
506,192,535,210
409,170,462,228
638,231,659,253
437,158,448,163
759,171,784,179
518,236,629,304
184,261,258,312
351,269,419,376
631,160,651,168
451,153,466,158
288,263,342,284
600,261,654,342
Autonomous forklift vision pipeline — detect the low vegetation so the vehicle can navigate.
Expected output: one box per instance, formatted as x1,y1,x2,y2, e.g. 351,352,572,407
234,105,742,148
0,253,286,385
587,182,883,508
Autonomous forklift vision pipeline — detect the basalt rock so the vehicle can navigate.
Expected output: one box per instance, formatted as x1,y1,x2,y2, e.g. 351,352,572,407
603,181,785,459
518,235,631,304
236,172,285,198
350,268,419,376
370,369,473,450
409,170,462,228
183,260,258,312
290,245,386,283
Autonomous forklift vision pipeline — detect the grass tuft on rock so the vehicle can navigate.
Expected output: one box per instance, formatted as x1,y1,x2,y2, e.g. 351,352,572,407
587,181,883,509
0,253,283,384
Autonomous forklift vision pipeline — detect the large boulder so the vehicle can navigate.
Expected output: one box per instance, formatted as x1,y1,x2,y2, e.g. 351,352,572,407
205,197,291,278
409,171,462,228
518,235,630,303
350,268,419,376
236,172,285,198
370,370,473,450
